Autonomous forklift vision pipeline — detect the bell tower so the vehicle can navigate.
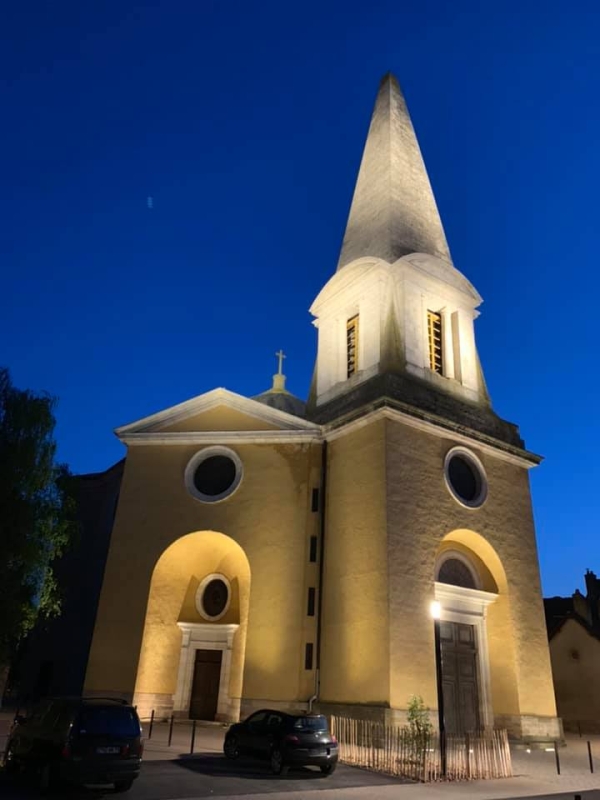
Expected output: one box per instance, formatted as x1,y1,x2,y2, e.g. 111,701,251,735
311,74,561,744
309,74,493,420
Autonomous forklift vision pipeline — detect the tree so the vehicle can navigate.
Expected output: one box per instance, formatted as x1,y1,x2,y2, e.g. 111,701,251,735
0,368,76,700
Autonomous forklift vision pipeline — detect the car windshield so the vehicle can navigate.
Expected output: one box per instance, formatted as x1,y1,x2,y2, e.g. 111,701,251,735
293,716,328,731
76,707,139,737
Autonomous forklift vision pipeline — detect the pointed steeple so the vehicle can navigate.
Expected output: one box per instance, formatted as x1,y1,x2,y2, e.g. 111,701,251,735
337,73,451,270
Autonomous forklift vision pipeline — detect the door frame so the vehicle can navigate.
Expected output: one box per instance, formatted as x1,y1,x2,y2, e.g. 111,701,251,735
434,581,498,729
174,622,238,720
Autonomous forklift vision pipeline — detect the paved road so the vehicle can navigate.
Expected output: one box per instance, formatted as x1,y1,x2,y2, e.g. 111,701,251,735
2,756,600,800
0,753,407,799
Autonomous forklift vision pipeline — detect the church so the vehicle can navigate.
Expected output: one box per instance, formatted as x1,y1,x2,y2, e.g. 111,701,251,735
74,74,560,742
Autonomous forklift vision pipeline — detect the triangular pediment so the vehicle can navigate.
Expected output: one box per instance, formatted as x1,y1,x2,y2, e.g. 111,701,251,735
116,388,320,444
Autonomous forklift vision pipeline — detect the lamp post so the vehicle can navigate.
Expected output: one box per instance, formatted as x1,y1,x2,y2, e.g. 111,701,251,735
430,600,447,778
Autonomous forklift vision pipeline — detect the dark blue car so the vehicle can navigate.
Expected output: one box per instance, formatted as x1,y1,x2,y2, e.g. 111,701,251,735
4,697,143,793
223,710,338,775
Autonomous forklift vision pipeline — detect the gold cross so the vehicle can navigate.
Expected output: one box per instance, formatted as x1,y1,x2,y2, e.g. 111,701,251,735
276,350,286,375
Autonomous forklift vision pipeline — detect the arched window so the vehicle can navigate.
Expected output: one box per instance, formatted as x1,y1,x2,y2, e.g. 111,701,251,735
437,555,479,590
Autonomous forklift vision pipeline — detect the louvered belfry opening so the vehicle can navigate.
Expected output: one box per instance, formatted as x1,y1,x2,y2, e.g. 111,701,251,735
427,310,443,374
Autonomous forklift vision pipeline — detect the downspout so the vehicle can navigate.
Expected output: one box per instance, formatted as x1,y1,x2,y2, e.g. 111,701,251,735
308,439,328,713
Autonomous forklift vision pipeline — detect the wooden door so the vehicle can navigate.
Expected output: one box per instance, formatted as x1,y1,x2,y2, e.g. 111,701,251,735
189,649,222,720
440,621,480,734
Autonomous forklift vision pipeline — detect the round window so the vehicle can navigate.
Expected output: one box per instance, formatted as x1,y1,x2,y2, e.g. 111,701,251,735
194,455,236,497
185,447,243,503
196,574,231,621
444,448,487,508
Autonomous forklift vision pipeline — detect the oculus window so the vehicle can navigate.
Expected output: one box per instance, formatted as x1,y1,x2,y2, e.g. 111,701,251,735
185,446,243,503
444,447,487,508
196,574,231,621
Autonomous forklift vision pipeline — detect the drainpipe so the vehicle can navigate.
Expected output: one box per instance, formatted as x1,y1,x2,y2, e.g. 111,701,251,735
308,440,328,713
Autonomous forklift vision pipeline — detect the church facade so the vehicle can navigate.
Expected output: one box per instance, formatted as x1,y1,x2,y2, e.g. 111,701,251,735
83,74,560,742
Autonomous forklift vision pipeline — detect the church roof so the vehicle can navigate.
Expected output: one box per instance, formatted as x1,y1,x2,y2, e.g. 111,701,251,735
252,352,306,418
252,389,306,418
115,387,318,442
337,73,451,270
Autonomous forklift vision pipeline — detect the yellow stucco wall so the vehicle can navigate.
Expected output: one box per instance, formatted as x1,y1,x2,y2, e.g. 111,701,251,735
384,418,557,721
85,416,322,709
549,620,600,730
85,401,556,732
134,531,251,700
320,420,390,705
163,407,280,433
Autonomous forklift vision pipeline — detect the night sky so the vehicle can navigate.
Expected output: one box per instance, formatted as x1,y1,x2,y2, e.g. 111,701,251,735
3,1,599,596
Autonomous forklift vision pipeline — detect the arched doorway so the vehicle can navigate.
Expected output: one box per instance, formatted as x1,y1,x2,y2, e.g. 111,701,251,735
433,546,498,733
133,531,251,722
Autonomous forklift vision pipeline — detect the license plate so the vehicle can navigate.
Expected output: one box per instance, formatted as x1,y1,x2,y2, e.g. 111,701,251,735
96,746,120,754
310,748,326,756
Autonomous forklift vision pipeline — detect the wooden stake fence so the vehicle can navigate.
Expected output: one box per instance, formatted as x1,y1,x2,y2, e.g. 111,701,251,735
330,716,512,781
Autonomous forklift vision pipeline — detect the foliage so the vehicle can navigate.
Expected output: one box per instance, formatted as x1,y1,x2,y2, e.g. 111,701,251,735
406,695,434,740
0,367,77,665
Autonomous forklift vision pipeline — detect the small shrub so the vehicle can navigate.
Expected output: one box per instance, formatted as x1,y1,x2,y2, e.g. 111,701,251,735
406,695,434,739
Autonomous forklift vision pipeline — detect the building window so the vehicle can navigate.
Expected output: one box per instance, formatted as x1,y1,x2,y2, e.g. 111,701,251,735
346,315,359,378
184,446,243,503
309,536,318,563
307,587,316,616
195,573,231,621
311,488,319,512
427,310,443,375
444,447,488,509
437,558,478,590
305,642,314,670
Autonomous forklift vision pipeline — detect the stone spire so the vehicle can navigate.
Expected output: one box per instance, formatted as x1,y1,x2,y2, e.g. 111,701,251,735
337,73,451,270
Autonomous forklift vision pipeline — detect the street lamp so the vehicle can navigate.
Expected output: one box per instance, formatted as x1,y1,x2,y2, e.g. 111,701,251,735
430,600,446,778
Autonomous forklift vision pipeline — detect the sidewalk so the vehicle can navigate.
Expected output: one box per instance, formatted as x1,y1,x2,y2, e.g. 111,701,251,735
142,718,226,760
3,712,600,799
142,722,600,799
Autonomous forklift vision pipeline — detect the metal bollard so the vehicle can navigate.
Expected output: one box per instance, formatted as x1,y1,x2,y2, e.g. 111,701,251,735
148,709,155,740
190,719,197,754
554,741,560,775
168,714,174,747
588,740,594,773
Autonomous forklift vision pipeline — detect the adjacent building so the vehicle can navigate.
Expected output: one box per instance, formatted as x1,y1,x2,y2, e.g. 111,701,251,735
545,570,600,733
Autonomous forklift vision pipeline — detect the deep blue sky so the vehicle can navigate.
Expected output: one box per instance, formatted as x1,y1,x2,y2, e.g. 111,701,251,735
2,1,599,596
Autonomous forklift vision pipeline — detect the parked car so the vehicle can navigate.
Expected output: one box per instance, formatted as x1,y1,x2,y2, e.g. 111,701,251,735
3,697,143,793
223,710,338,775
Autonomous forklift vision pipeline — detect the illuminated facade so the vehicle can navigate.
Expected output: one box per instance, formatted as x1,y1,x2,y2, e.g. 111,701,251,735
84,74,560,742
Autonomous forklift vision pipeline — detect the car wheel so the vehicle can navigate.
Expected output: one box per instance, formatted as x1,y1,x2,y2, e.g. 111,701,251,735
114,779,134,793
270,748,288,776
320,762,336,775
223,734,240,760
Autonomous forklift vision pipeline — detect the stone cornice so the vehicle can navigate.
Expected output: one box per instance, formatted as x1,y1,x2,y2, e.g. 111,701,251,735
119,396,540,466
322,402,542,469
119,430,321,446
115,384,540,467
